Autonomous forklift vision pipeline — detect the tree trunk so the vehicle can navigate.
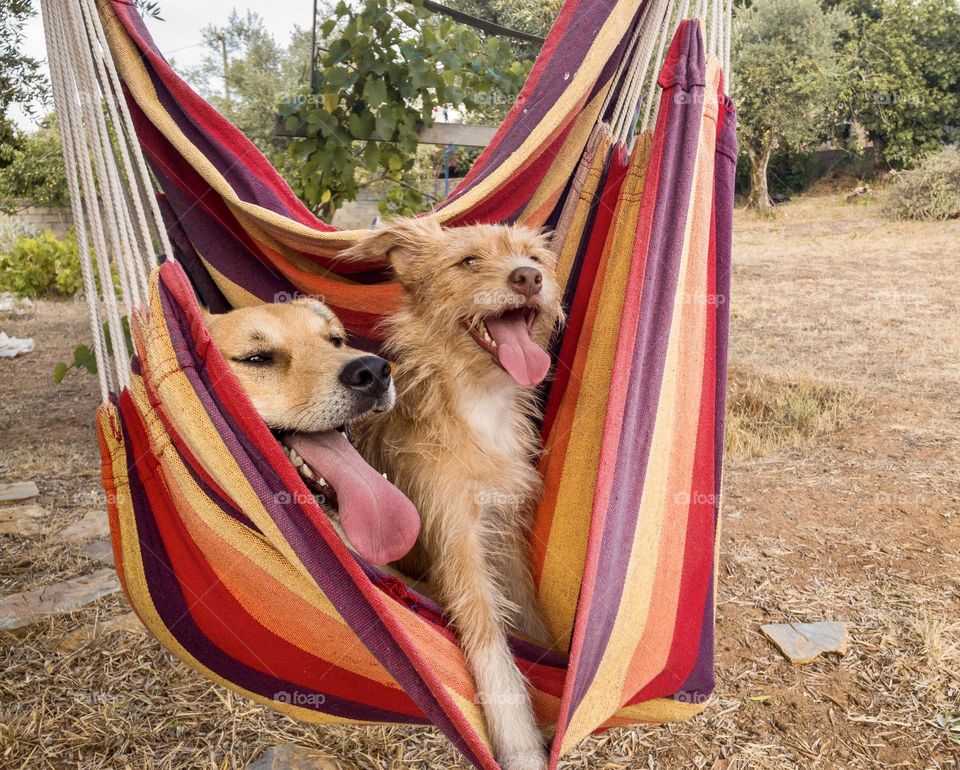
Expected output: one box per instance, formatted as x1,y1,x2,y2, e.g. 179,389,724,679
747,139,773,212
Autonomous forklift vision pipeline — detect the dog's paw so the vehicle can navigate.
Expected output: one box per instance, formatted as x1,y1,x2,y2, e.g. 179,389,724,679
498,748,548,770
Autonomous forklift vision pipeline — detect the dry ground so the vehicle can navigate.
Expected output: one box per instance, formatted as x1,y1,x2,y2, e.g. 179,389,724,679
1,191,958,769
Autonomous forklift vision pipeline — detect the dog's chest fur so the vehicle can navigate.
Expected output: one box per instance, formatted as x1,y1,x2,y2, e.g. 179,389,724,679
456,378,528,461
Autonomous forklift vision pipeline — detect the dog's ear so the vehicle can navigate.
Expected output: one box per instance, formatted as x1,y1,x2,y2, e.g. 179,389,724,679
339,217,443,280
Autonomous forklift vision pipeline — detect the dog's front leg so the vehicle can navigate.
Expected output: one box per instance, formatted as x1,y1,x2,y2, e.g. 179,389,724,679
496,531,552,647
434,516,547,770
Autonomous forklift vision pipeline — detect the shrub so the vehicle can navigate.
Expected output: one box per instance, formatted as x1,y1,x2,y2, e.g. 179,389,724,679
0,229,83,298
883,146,960,221
0,214,40,254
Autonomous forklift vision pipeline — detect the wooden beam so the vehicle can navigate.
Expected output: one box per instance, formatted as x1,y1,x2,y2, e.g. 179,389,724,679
275,119,498,147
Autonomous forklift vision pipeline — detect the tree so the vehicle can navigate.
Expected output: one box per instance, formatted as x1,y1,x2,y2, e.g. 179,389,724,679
182,11,313,174
0,116,68,210
732,0,848,210
829,0,960,169
284,0,531,219
0,0,49,169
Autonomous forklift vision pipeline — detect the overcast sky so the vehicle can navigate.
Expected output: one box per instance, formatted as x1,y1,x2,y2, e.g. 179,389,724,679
13,0,311,129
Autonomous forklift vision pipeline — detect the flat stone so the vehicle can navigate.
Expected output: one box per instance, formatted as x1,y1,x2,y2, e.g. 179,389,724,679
761,621,849,664
55,509,111,544
80,538,115,566
0,481,39,505
56,610,144,652
246,744,342,770
0,502,47,535
0,569,122,631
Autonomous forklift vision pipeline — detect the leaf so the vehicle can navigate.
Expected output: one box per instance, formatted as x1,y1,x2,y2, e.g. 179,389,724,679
53,362,69,384
348,110,375,139
363,78,388,108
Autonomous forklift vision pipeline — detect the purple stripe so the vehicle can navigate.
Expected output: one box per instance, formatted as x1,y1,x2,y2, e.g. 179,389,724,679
116,4,309,222
676,94,737,700
119,405,417,723
567,20,706,715
153,161,296,303
440,0,647,209
154,265,485,766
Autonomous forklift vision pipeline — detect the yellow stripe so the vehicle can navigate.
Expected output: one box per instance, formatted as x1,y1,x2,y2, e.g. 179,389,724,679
97,0,643,246
560,57,721,752
537,136,652,648
98,404,362,724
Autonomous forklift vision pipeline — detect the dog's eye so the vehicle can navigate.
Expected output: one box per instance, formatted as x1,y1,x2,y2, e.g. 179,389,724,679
237,352,272,365
330,335,344,348
528,255,541,264
459,256,478,267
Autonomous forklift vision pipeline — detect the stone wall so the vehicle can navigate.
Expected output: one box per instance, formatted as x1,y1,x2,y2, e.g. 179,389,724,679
7,200,74,238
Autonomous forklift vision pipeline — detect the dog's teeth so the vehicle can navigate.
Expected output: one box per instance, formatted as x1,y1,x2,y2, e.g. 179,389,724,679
382,472,388,480
317,476,327,487
287,448,305,468
301,464,315,479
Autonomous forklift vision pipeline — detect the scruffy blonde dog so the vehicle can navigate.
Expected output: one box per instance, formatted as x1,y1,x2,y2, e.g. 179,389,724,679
345,218,565,770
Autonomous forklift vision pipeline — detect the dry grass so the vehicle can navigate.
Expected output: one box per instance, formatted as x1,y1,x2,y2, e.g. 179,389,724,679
2,192,959,769
725,368,867,458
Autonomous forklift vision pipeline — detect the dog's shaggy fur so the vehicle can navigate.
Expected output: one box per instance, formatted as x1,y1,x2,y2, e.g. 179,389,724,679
345,217,565,770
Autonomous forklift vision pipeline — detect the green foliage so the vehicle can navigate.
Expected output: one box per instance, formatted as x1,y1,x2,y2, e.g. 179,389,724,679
0,213,40,254
732,0,848,208
0,0,48,118
284,0,531,218
829,0,960,169
182,11,313,176
54,317,134,383
883,146,960,221
0,116,69,210
0,230,83,298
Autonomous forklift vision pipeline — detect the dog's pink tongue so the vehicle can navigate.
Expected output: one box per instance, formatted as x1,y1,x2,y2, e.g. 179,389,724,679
285,431,420,565
485,310,551,387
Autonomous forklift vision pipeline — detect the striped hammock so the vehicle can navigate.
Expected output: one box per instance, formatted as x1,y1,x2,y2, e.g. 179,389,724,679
41,0,736,767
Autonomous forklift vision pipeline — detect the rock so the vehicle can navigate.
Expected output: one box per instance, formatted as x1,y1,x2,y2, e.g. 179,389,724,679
80,538,115,566
0,481,39,504
0,502,47,535
761,621,849,664
0,569,122,631
246,744,343,770
55,510,111,544
56,610,144,652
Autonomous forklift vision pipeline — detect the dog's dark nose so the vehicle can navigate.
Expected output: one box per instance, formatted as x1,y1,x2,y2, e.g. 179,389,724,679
339,355,391,398
508,266,542,298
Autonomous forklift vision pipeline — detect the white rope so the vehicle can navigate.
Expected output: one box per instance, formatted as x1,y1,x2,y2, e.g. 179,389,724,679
53,2,130,389
641,0,679,132
41,0,112,399
82,0,173,267
40,0,176,399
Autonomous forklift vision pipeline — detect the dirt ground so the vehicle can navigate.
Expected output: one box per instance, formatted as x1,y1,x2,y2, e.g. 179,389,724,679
1,192,958,769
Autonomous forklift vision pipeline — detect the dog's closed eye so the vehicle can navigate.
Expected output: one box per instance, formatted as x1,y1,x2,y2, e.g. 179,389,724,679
234,351,275,365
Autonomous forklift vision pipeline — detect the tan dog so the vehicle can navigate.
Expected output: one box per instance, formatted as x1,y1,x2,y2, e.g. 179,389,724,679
205,298,420,566
345,218,565,770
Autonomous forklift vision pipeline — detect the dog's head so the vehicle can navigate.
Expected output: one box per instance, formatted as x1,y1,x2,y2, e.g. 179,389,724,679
205,297,395,433
342,217,564,387
205,297,420,566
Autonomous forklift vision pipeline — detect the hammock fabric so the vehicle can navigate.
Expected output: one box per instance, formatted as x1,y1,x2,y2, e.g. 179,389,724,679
92,0,736,766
